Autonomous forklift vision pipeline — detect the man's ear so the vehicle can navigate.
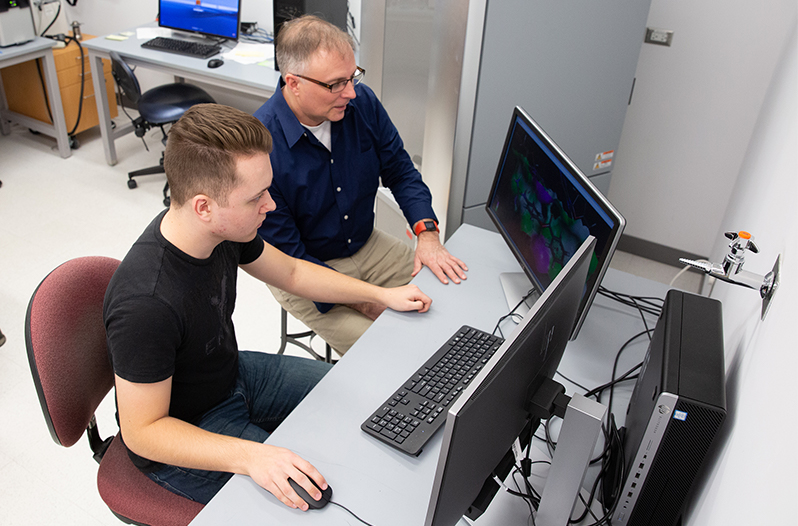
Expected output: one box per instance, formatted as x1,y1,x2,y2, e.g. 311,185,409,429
284,74,301,95
192,194,214,222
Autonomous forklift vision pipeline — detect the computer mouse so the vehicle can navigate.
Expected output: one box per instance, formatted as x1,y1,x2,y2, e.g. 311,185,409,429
287,477,332,510
207,58,224,69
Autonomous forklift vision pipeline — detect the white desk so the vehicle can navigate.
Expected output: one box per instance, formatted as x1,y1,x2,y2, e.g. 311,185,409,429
0,37,71,158
82,27,280,166
189,224,669,526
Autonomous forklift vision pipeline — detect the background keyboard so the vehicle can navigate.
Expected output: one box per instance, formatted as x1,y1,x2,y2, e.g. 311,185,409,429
141,37,221,59
361,326,503,456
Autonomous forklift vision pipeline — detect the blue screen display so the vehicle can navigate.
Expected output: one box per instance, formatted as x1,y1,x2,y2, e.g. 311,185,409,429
160,0,241,40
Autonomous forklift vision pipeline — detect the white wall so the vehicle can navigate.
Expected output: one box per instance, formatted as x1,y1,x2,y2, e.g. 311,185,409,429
685,27,797,525
608,0,796,256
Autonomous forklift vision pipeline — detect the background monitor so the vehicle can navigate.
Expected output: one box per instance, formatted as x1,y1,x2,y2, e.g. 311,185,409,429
486,106,625,339
424,235,596,526
159,0,242,41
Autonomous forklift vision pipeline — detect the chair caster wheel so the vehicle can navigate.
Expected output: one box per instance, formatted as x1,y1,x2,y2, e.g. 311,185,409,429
163,196,171,208
69,136,80,149
127,179,138,189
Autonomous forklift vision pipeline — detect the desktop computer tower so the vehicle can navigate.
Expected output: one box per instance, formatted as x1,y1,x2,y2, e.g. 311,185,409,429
272,0,349,71
612,290,726,526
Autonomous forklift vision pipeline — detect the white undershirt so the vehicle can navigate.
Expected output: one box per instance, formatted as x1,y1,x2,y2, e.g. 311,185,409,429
304,120,332,151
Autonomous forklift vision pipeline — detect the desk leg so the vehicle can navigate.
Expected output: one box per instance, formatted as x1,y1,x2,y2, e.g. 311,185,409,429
0,72,11,136
40,51,71,159
88,50,117,166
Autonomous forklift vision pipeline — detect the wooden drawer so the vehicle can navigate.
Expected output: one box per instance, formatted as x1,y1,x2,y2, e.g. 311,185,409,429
58,56,112,89
0,34,118,135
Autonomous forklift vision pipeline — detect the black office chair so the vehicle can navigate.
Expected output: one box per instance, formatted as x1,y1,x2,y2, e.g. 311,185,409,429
109,51,216,207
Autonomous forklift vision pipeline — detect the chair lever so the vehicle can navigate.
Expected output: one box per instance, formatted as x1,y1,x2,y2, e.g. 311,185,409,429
87,415,114,464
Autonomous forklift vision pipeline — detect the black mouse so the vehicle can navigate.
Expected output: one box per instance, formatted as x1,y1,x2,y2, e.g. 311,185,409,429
207,58,224,68
288,477,332,510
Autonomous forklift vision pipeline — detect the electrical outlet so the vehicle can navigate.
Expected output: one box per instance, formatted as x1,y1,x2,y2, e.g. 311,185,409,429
645,28,674,47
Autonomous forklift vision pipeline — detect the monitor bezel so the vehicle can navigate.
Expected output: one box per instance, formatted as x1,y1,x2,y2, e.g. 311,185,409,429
424,235,596,526
158,0,242,42
485,106,625,339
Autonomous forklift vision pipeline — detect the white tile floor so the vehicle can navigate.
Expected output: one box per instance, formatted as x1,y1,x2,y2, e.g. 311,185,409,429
0,120,701,525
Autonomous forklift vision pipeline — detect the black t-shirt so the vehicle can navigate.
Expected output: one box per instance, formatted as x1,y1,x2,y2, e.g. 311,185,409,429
103,210,264,471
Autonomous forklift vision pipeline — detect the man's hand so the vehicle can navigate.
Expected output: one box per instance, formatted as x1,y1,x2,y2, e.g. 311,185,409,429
245,444,328,512
115,375,328,512
412,231,468,284
382,283,432,313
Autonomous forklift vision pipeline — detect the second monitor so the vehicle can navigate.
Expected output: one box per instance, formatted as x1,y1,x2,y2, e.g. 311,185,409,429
486,106,625,339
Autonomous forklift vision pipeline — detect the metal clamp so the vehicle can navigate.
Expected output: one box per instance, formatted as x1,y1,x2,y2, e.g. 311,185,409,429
679,231,781,319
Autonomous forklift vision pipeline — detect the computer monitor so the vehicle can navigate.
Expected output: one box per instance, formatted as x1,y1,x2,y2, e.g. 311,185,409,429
486,106,625,339
424,235,596,526
158,0,242,41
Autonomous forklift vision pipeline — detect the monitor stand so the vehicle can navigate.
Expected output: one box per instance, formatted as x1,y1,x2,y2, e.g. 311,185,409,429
536,393,607,526
499,272,537,319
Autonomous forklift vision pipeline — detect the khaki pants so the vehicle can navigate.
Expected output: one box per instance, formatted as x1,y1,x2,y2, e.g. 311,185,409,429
267,229,414,355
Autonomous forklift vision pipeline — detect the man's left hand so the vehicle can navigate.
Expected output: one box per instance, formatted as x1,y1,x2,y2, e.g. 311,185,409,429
412,231,468,285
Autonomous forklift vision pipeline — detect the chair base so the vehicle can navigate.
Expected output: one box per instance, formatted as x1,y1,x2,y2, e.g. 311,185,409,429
127,156,171,207
277,308,336,363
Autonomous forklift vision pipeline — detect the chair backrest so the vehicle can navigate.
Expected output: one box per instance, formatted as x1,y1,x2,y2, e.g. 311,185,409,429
25,256,120,447
109,51,142,106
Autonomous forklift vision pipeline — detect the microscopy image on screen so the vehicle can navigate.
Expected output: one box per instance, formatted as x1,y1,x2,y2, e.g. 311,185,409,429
489,121,612,291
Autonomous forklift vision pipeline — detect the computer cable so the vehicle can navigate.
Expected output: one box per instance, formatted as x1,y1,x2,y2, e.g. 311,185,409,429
597,285,664,332
34,59,55,125
62,34,85,137
39,0,62,37
327,500,374,526
37,34,86,142
492,288,536,338
240,28,274,45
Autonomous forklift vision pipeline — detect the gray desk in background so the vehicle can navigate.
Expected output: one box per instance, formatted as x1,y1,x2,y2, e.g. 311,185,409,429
0,37,71,158
190,224,670,526
82,26,280,166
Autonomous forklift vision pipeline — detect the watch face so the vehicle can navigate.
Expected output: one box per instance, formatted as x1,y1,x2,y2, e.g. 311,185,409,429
424,221,436,230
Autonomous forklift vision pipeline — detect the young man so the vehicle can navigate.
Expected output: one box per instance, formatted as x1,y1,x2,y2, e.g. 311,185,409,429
253,15,468,355
103,104,431,509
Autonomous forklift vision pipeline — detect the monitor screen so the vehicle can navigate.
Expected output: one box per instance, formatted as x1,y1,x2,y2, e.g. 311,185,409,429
159,0,242,41
424,235,596,526
486,106,625,339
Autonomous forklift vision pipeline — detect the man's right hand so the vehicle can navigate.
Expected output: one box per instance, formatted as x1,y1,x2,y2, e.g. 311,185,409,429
246,443,328,512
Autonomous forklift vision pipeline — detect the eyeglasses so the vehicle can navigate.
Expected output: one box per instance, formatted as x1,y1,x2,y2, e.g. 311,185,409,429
293,66,365,93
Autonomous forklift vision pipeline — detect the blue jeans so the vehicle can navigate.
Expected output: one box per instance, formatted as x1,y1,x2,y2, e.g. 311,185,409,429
147,351,332,504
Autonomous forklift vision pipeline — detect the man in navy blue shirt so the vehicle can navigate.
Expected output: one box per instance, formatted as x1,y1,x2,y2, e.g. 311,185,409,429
254,15,468,354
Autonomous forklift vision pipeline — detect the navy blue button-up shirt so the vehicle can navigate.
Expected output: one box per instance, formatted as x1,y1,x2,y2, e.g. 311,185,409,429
254,83,436,311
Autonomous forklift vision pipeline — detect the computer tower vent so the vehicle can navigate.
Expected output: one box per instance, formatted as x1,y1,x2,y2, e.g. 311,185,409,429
627,399,725,526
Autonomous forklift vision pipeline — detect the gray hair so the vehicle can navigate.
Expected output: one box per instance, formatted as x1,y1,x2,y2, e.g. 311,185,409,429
276,15,355,78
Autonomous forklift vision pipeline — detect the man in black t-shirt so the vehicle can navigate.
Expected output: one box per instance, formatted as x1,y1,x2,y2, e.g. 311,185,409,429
103,104,432,509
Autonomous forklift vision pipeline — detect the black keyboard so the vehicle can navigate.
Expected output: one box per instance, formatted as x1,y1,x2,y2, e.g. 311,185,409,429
141,37,221,59
361,326,503,456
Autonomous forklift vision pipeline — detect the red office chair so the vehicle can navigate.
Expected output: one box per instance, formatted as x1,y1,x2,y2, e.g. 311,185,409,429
25,256,204,526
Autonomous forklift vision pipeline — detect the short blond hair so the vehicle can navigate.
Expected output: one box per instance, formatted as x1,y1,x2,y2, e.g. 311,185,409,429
164,104,272,206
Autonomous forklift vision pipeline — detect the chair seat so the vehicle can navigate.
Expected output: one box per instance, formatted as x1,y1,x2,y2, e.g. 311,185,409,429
138,83,216,125
98,435,204,526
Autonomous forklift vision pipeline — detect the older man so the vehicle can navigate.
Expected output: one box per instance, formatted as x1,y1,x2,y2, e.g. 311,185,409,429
254,15,468,354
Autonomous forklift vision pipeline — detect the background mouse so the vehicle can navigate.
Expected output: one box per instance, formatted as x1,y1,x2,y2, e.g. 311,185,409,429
207,58,224,68
288,477,332,510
